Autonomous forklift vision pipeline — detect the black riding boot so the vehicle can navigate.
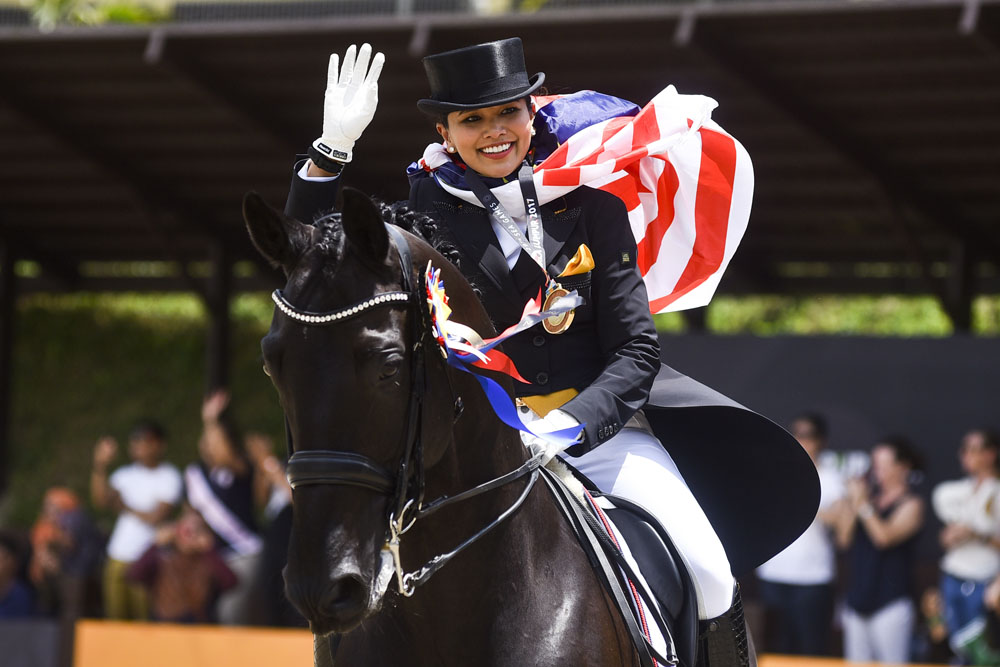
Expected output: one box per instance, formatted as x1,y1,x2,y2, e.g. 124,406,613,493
697,584,755,667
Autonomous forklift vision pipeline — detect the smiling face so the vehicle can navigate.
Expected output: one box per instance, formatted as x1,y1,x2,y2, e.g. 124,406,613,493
436,99,534,178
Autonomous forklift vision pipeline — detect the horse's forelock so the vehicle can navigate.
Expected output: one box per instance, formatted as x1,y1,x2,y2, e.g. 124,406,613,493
311,210,347,260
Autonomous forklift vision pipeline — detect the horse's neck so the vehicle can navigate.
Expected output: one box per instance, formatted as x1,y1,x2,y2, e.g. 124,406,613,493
355,466,633,666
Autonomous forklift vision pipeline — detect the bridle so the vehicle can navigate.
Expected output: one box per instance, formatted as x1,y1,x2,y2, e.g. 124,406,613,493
275,222,540,597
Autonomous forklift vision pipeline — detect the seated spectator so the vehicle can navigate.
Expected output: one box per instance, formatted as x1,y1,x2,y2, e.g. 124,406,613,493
185,390,263,625
932,428,1000,660
0,533,34,618
914,586,955,664
91,420,183,620
757,413,843,656
836,435,925,663
127,509,237,624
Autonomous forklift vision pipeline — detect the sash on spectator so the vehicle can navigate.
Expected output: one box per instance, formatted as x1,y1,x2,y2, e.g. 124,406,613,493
185,464,262,557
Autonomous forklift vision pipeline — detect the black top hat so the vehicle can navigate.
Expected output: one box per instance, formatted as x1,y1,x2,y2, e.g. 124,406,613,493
417,38,545,116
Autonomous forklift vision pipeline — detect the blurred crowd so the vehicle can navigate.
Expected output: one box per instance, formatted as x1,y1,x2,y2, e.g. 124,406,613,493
755,415,1000,664
0,390,302,665
3,398,1000,666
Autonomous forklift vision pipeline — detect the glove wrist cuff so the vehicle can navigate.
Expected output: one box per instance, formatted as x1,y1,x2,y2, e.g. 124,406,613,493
309,139,352,169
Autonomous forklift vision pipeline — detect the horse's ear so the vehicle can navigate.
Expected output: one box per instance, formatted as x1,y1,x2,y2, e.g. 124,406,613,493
242,192,310,272
341,187,389,264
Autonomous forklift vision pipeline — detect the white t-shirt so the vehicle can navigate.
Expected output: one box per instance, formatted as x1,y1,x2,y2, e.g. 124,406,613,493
933,476,1000,581
757,464,845,586
105,462,183,562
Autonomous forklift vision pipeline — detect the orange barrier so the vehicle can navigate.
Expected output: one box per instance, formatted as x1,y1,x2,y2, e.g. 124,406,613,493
760,656,942,667
73,624,946,667
73,620,313,667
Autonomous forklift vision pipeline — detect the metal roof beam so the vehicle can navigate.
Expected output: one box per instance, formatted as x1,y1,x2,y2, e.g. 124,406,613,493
0,83,232,298
692,35,999,259
143,29,302,155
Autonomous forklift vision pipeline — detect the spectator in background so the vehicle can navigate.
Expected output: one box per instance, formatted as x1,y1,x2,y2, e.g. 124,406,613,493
932,428,1000,660
246,432,303,627
90,420,183,620
127,508,237,624
29,487,102,617
836,435,925,663
184,390,262,625
0,533,33,618
914,586,955,664
756,413,843,655
29,487,103,667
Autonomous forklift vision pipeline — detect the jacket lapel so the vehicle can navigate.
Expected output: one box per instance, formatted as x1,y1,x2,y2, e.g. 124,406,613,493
434,200,525,317
542,201,585,278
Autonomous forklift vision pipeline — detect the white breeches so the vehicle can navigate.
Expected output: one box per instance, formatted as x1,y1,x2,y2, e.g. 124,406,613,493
562,428,736,619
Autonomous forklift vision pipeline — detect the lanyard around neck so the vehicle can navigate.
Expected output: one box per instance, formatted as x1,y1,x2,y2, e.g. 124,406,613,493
464,162,547,278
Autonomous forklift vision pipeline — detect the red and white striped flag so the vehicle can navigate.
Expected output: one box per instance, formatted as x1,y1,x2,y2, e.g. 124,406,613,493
413,86,751,313
532,86,752,314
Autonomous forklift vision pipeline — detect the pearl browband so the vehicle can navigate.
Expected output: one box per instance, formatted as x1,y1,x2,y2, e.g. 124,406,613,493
271,289,411,325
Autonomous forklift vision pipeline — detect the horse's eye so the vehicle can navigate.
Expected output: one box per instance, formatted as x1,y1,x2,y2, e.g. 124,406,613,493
377,353,404,381
379,360,401,381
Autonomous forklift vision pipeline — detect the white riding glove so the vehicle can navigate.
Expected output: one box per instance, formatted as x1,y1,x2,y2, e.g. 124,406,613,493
522,409,582,466
309,43,385,169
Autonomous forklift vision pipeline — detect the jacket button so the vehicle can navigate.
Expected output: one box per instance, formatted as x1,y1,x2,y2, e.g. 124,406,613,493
532,335,545,347
535,372,549,385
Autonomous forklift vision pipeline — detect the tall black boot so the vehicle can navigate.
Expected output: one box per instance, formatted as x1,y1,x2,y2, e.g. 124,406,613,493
697,584,755,667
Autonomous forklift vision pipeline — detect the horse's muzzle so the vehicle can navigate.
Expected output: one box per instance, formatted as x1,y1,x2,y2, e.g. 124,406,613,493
286,568,372,635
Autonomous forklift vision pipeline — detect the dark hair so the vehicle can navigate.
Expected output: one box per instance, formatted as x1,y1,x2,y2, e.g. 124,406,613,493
790,412,828,441
966,428,1000,473
877,435,924,473
129,418,166,443
969,428,1000,452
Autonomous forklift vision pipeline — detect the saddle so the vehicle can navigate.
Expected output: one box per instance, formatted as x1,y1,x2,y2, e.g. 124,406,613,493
539,464,700,667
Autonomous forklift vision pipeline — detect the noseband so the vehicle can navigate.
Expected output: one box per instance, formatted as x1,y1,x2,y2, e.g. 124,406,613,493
276,222,540,597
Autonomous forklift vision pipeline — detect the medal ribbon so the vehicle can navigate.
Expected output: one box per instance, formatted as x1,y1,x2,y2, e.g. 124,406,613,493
464,162,549,279
424,263,584,448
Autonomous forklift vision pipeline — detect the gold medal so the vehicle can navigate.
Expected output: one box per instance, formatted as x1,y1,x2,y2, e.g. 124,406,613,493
542,284,575,335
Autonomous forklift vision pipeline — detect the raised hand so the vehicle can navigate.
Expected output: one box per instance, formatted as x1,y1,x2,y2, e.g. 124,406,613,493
202,388,230,424
310,43,385,167
93,436,118,469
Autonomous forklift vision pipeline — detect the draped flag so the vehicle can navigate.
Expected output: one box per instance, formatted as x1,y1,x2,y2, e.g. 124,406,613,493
410,86,753,314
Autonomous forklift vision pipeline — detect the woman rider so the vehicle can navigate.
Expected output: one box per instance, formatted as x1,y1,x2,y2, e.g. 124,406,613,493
284,38,819,664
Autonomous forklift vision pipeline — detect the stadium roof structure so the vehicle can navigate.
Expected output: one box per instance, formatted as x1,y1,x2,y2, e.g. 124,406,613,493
0,0,997,331
0,0,998,494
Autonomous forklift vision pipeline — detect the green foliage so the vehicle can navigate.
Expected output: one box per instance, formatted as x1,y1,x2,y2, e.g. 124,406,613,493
654,295,1000,335
22,0,170,30
703,295,957,336
4,291,999,528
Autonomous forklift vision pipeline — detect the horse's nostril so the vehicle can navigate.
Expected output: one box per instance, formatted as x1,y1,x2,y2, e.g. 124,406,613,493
320,575,369,625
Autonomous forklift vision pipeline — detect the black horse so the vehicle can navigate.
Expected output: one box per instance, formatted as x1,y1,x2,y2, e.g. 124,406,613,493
243,188,700,666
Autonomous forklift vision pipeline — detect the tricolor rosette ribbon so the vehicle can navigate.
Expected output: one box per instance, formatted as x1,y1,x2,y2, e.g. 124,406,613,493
424,262,585,449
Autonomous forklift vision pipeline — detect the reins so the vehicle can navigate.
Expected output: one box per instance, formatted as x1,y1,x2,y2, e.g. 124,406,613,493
278,222,542,598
